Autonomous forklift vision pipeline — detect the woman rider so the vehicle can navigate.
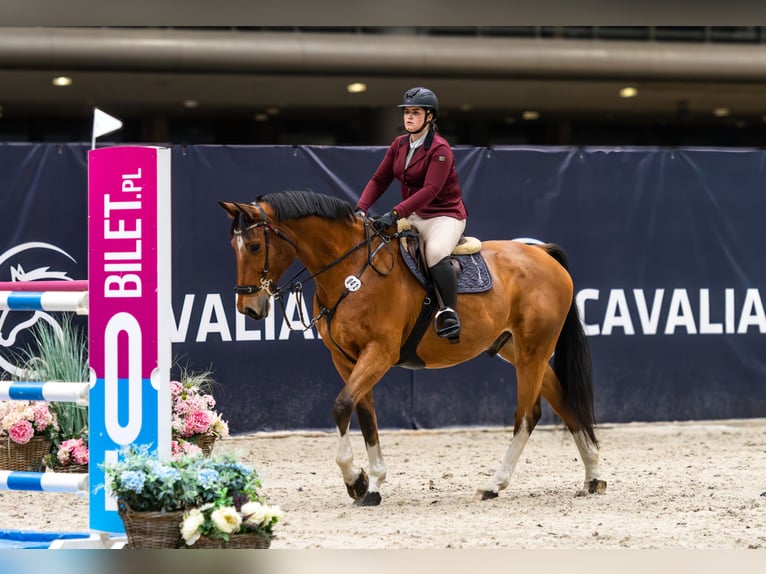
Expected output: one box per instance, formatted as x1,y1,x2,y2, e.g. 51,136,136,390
355,87,468,342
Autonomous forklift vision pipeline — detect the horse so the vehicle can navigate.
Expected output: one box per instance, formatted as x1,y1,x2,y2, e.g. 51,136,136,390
219,189,606,506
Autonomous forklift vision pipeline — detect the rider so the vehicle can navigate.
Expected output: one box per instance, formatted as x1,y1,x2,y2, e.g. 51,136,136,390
355,86,468,341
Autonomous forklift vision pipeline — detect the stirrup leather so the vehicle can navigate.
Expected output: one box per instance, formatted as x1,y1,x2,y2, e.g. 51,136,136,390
434,306,461,339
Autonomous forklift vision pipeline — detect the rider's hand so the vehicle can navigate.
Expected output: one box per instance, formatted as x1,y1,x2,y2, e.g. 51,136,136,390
372,210,398,232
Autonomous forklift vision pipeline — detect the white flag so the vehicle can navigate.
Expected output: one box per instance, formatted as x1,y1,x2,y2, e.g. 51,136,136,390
91,107,123,148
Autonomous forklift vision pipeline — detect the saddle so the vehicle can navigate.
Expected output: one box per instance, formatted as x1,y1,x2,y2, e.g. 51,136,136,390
397,219,493,294
394,220,493,369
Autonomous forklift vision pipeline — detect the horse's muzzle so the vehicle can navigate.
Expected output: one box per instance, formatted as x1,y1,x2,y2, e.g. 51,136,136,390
238,294,270,320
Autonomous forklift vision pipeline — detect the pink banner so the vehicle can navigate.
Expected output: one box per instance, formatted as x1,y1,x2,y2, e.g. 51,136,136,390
88,146,170,533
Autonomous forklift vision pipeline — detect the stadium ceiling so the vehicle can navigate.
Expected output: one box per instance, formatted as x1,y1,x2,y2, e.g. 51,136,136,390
1,27,766,125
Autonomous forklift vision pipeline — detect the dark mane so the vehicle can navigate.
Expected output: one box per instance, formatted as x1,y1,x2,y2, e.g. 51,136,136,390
256,190,356,222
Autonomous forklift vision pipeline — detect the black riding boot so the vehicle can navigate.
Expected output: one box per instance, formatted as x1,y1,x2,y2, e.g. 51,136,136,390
429,256,461,343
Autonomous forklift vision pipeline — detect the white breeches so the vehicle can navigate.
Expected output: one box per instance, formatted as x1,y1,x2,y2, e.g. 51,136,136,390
408,213,466,267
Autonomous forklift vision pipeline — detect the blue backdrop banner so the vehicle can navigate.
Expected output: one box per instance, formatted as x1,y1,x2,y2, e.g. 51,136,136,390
1,144,764,432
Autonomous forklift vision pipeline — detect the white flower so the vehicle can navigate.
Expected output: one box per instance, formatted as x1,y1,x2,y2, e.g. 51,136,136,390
265,504,284,522
212,418,230,438
241,501,267,527
211,506,242,534
181,508,205,545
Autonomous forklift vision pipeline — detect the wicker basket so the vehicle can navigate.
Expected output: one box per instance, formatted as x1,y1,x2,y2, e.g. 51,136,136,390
117,500,184,549
0,434,52,471
54,463,88,474
186,533,271,549
189,434,216,457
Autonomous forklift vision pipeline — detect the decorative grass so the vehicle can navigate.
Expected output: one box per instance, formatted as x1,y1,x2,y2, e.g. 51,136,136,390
15,314,89,444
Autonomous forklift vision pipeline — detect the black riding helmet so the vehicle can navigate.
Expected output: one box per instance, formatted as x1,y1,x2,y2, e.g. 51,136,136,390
398,87,439,120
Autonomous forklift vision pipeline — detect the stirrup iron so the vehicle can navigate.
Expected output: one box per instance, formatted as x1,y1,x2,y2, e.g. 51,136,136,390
434,306,461,342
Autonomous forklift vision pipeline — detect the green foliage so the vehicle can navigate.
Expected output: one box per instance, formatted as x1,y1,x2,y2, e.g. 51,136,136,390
16,315,89,446
101,445,263,513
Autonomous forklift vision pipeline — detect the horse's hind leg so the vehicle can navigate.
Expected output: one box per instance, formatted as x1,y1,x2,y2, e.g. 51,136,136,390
540,366,607,494
475,357,547,500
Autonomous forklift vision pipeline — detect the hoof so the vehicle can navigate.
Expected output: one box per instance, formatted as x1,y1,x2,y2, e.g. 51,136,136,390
345,469,369,500
587,479,607,494
474,489,499,501
354,491,382,506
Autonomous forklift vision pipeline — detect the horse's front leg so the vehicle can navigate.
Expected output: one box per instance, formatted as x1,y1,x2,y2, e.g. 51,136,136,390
331,347,392,506
352,390,386,506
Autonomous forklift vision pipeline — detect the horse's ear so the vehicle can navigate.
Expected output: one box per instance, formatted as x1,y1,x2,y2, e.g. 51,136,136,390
218,201,239,220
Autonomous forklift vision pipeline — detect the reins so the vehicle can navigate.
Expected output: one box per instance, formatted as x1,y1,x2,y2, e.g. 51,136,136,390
234,206,397,347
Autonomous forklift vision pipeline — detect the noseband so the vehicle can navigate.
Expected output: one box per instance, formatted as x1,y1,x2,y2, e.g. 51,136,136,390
233,202,297,297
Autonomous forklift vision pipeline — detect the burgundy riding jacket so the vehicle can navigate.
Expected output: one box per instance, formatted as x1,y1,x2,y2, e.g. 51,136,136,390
356,129,468,220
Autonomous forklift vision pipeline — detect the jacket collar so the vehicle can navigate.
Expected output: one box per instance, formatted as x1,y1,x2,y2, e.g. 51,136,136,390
398,128,435,149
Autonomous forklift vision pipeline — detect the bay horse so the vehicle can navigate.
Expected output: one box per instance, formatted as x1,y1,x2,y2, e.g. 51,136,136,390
220,190,606,506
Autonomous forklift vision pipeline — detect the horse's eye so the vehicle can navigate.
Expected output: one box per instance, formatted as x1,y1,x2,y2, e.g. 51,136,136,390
248,243,262,255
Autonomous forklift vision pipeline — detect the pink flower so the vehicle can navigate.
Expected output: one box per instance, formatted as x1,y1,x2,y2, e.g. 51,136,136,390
57,447,72,465
9,420,34,444
183,410,212,436
55,438,88,466
171,439,202,460
72,444,89,465
32,402,53,431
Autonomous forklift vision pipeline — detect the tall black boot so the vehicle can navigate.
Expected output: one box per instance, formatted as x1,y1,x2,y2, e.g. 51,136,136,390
429,256,461,343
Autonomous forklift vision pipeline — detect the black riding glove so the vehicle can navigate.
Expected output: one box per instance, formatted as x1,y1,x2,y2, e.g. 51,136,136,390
373,210,399,232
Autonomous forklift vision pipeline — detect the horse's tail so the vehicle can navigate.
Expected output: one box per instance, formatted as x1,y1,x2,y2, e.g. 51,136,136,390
543,244,599,447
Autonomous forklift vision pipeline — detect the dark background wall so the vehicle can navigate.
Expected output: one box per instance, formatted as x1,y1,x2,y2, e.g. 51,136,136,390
1,144,764,433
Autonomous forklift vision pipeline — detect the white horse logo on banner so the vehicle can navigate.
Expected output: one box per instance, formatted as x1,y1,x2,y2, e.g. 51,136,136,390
0,241,79,377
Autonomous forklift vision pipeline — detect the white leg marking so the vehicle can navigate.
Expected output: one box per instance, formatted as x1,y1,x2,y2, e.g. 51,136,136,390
481,419,530,494
365,442,387,493
572,430,600,483
335,427,362,485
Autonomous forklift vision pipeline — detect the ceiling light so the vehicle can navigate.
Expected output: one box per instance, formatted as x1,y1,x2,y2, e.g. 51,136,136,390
52,76,72,87
522,110,540,120
347,82,367,94
183,99,199,109
254,113,269,122
265,107,280,116
619,86,638,98
713,107,730,117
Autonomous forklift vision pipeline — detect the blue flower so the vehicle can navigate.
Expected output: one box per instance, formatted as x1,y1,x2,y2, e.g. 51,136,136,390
197,468,220,488
156,467,181,483
121,470,146,493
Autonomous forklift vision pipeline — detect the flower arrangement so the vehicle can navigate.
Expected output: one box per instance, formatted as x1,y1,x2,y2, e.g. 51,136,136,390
181,498,283,547
9,313,89,469
171,368,229,448
101,444,282,548
0,400,59,444
102,445,208,512
44,437,89,469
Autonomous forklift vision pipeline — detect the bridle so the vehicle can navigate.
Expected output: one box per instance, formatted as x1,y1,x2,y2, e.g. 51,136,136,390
233,203,295,298
232,203,395,339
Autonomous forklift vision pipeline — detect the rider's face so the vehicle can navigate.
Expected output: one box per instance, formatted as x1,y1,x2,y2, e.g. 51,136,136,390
402,107,427,132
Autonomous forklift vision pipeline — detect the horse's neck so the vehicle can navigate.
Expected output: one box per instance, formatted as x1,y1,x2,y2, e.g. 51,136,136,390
288,218,364,276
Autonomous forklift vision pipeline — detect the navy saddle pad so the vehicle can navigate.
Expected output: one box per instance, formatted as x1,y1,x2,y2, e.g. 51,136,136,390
399,242,493,293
